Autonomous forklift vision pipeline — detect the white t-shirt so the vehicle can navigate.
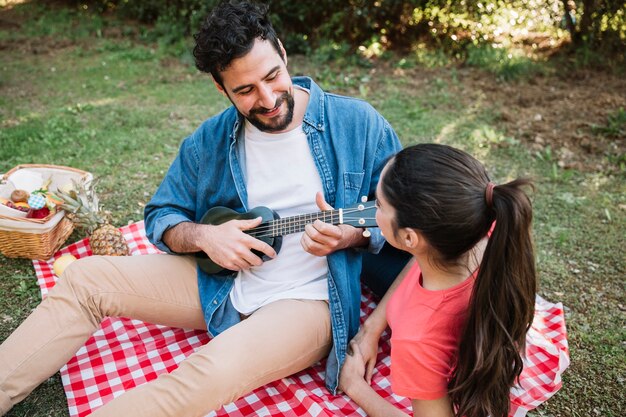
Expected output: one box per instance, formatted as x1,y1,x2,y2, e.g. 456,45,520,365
229,120,329,314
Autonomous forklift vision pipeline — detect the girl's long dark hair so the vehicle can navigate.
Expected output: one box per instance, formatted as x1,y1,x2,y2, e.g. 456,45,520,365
381,144,536,417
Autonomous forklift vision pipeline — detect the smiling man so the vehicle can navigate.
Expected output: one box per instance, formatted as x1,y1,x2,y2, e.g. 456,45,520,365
216,39,298,132
0,2,403,416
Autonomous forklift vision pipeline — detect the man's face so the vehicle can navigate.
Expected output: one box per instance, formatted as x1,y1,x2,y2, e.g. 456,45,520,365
217,39,295,133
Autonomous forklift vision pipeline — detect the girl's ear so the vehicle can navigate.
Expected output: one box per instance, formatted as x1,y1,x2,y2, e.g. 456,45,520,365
401,228,420,249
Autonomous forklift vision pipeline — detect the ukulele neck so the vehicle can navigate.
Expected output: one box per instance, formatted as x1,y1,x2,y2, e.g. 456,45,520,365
248,209,342,238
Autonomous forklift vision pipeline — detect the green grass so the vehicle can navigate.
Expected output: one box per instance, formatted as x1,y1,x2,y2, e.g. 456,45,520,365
1,2,625,416
464,44,548,81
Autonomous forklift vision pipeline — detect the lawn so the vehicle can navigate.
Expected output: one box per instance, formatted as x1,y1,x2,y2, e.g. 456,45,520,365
0,2,624,417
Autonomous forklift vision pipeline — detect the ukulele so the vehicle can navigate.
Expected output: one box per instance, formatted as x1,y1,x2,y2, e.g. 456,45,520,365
195,198,377,274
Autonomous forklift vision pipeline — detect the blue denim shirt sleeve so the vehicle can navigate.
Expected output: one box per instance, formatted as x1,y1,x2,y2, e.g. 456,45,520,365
145,135,200,253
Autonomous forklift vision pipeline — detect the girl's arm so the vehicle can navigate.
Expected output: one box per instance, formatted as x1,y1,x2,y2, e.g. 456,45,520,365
340,342,454,417
340,342,410,417
353,257,416,382
345,380,409,417
412,398,455,417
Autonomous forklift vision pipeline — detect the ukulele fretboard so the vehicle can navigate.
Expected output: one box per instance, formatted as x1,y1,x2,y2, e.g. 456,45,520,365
247,209,341,238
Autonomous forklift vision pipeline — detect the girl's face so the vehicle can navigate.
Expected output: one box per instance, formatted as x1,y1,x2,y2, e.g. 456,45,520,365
375,171,401,250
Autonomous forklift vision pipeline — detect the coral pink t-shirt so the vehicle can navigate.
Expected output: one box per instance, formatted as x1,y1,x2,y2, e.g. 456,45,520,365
386,262,476,400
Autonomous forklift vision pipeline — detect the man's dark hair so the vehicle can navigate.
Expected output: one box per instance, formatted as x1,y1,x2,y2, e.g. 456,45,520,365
193,1,283,86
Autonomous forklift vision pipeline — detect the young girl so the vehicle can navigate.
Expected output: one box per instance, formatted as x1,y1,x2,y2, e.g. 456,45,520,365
339,144,536,417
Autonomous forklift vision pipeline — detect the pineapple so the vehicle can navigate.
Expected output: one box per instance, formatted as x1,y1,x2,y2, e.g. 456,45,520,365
56,178,129,256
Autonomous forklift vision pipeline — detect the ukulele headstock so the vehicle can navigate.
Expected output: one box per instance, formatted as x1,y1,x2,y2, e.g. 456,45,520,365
341,196,377,232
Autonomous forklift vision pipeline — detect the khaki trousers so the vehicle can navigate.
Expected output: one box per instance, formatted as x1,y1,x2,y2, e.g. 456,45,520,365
0,254,332,417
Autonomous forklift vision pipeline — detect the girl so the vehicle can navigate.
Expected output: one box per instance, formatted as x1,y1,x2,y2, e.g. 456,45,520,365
339,144,536,417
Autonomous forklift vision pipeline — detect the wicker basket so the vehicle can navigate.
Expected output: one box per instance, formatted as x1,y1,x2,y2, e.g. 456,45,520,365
0,164,92,260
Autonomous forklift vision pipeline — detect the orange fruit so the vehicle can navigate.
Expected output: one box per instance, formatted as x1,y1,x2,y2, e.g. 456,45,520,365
46,194,64,206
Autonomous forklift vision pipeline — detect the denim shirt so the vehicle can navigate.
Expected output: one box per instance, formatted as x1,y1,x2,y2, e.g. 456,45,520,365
144,77,402,394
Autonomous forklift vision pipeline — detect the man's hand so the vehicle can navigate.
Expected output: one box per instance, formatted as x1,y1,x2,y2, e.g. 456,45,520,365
164,218,276,271
197,217,277,271
301,192,369,256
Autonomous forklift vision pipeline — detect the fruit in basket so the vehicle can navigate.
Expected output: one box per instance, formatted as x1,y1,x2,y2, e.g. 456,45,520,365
11,201,30,212
10,189,30,203
53,254,77,277
2,200,26,211
26,207,51,219
56,179,129,256
46,192,64,207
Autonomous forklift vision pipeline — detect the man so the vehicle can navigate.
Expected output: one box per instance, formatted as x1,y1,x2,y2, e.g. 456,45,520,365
0,2,402,416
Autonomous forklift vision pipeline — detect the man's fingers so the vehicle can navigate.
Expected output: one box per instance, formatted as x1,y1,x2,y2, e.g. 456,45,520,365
238,247,264,268
315,191,333,211
304,223,321,242
247,235,277,259
301,226,327,255
314,220,343,237
231,236,276,269
238,216,264,230
219,247,254,271
305,222,342,244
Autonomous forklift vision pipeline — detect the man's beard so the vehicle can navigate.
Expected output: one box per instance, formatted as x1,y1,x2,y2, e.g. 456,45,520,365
246,92,295,132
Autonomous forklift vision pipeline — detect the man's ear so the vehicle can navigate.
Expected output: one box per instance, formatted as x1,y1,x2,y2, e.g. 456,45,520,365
212,77,227,98
277,38,288,66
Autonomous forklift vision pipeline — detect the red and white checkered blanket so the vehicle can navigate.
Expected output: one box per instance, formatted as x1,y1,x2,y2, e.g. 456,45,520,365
32,222,569,417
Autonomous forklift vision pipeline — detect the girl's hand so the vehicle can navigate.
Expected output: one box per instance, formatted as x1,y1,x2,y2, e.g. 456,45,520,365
339,341,368,395
350,326,381,384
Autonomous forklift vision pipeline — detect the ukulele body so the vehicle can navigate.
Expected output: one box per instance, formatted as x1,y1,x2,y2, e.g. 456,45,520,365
195,200,376,274
195,206,282,275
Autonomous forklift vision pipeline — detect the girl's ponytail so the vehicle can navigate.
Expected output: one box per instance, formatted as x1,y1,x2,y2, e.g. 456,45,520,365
382,144,537,417
448,179,537,417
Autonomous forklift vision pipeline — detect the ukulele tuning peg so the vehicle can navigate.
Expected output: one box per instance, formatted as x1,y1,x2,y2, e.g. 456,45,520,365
362,229,371,238
361,196,368,203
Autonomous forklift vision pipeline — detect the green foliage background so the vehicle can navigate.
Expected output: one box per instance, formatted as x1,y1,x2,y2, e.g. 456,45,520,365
63,0,625,62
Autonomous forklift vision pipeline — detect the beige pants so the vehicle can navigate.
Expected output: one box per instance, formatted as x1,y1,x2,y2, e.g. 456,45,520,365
0,254,332,417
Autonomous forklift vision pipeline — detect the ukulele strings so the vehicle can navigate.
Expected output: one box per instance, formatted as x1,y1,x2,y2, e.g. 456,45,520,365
247,207,368,234
249,218,378,239
247,207,376,238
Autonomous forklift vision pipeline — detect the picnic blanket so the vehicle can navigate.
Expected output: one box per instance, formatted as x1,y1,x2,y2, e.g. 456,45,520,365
32,221,570,417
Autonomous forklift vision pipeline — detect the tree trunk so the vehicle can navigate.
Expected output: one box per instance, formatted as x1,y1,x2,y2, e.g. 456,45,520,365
579,0,596,43
562,0,578,43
